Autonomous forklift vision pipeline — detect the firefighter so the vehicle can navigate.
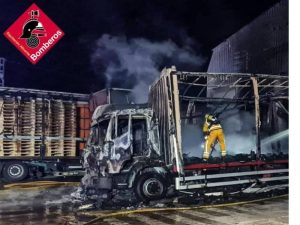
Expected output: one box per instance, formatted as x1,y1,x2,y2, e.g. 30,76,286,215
202,113,226,161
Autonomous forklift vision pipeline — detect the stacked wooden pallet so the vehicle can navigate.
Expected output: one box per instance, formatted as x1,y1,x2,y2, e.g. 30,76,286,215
0,94,86,158
2,98,18,156
47,100,65,156
63,102,76,156
34,99,43,156
19,99,35,156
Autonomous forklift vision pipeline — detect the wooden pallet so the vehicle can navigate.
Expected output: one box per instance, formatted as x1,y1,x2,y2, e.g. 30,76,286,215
63,139,76,156
18,99,35,156
63,102,76,156
1,98,18,156
34,100,43,156
46,100,65,156
0,97,80,157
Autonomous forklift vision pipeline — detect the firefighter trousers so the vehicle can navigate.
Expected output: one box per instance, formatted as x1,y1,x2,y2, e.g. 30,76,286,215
203,129,226,160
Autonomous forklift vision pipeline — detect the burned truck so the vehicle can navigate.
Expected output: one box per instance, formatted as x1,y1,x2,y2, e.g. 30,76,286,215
81,67,288,203
81,104,167,202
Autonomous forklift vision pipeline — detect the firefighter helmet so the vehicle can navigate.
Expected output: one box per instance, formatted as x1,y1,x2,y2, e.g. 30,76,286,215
20,20,40,39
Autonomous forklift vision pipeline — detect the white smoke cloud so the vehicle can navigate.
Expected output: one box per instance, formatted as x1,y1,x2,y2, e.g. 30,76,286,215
182,110,256,157
181,124,203,158
221,109,256,155
182,108,288,158
91,34,205,103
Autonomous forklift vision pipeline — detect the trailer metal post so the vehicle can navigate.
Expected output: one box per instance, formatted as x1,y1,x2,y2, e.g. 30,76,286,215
251,76,261,159
171,72,184,175
162,75,170,164
171,74,182,155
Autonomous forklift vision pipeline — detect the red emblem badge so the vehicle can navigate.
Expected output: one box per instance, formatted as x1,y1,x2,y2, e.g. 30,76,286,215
4,3,65,64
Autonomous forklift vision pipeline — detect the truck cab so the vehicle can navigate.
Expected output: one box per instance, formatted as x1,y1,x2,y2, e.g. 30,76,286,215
81,104,170,202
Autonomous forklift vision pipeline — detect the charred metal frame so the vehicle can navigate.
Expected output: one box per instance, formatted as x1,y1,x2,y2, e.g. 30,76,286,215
251,76,261,158
150,69,288,179
86,106,157,176
177,71,288,161
150,67,185,176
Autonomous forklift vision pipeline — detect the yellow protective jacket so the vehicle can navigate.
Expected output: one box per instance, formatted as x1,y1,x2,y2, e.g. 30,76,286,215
202,114,226,160
203,114,222,134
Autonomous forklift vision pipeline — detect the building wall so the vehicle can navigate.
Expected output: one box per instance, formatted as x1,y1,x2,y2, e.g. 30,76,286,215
207,0,288,154
208,0,288,75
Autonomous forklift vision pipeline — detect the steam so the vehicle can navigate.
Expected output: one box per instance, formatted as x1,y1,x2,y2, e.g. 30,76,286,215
182,109,288,158
181,124,203,158
91,34,204,103
221,110,256,155
261,129,288,146
182,110,256,157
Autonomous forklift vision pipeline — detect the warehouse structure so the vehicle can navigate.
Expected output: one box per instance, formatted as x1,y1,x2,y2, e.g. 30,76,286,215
208,0,288,75
207,0,288,155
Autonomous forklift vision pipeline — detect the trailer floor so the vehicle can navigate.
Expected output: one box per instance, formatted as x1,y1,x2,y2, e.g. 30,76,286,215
0,182,288,225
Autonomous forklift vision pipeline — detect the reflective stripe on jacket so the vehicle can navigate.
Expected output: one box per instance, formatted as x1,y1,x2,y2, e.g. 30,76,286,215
208,124,222,131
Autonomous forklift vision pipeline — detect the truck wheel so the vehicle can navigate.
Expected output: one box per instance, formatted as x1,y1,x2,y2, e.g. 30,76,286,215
135,172,167,202
2,161,29,182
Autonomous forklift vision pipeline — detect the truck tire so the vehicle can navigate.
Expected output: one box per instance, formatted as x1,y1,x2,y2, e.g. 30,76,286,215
2,161,29,182
135,172,167,202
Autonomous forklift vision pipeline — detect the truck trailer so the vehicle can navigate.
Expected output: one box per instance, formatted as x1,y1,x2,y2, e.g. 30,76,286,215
81,67,289,204
0,87,135,182
0,87,91,182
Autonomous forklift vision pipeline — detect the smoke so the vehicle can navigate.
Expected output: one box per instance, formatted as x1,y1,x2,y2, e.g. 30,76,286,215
222,110,288,155
181,124,203,158
182,108,289,158
221,109,256,155
210,110,288,155
91,34,205,103
181,110,256,157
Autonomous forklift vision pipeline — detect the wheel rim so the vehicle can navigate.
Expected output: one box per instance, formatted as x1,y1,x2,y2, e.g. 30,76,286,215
8,164,24,178
142,178,164,197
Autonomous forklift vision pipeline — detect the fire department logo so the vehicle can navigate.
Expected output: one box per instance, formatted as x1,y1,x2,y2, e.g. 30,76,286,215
20,9,46,48
3,3,64,64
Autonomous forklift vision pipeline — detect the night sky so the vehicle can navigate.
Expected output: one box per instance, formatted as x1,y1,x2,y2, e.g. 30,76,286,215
0,0,280,94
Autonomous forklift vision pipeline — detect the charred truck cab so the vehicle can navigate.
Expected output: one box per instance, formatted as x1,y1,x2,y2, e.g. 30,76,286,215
81,67,288,204
81,104,171,202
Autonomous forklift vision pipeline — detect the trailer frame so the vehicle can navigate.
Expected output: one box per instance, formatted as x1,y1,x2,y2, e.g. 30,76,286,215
149,67,288,191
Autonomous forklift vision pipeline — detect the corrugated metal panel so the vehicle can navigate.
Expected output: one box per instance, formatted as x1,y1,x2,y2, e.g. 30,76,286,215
208,0,288,75
207,0,288,155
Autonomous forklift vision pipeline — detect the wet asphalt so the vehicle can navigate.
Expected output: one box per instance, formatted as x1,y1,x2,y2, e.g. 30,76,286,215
0,182,288,225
